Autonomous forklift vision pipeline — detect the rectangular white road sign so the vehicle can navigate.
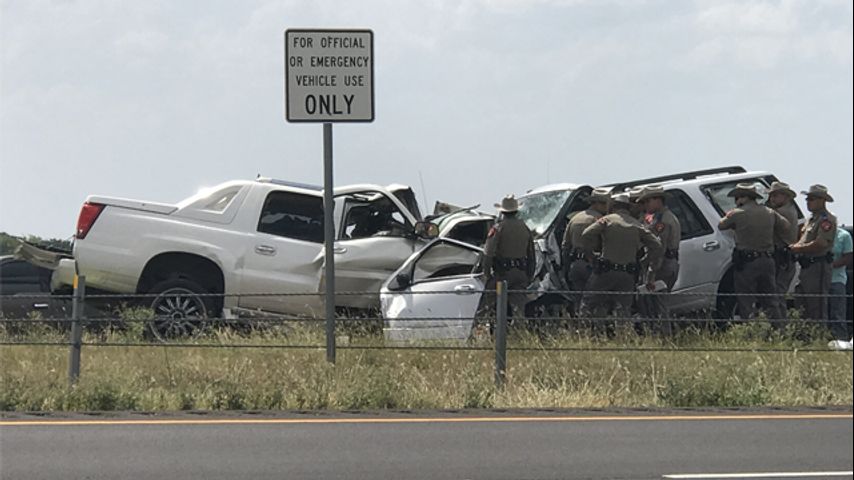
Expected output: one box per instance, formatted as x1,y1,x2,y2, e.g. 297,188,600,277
285,29,374,122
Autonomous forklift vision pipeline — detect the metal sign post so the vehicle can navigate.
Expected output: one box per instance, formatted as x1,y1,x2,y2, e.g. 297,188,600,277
322,123,335,363
286,28,374,364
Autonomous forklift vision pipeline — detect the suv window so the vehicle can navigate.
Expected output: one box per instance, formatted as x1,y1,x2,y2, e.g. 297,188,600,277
257,191,324,243
340,192,411,240
446,220,491,247
665,189,713,240
702,179,769,216
411,242,481,284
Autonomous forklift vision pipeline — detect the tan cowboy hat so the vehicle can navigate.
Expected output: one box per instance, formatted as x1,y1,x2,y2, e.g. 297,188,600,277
611,192,632,205
494,194,520,213
637,185,666,203
727,183,762,199
628,186,645,203
588,188,611,204
800,184,834,202
767,181,796,198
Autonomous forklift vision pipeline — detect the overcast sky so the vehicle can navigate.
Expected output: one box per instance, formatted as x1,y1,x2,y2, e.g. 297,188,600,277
1,0,852,239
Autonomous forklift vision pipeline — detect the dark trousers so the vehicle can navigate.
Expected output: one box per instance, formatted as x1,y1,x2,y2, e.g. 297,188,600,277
828,282,850,340
581,270,635,334
797,261,831,323
774,260,797,318
734,256,783,325
638,258,678,335
567,259,593,315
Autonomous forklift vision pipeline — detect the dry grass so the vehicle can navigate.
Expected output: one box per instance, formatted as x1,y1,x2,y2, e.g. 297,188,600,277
1,318,851,412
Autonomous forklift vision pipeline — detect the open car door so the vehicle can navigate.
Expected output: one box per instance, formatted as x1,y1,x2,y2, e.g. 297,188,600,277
332,188,425,309
380,238,485,342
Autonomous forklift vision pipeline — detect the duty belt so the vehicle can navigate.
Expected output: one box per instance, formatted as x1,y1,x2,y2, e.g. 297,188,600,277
732,249,773,272
664,249,679,260
496,258,528,271
594,258,639,274
734,249,773,261
568,248,588,262
796,252,833,268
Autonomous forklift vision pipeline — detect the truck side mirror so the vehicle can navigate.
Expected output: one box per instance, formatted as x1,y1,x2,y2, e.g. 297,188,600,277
389,272,411,291
414,221,439,239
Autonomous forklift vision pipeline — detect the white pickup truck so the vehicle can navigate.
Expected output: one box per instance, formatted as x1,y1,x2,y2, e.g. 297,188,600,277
71,177,481,330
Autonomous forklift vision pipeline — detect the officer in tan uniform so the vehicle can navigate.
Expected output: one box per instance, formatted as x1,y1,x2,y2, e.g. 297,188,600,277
580,192,663,334
637,185,681,332
765,181,800,317
718,183,791,324
628,187,645,220
484,195,536,320
789,184,837,324
561,188,610,315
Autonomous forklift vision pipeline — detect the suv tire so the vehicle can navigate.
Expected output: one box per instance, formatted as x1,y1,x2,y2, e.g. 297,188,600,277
147,278,214,341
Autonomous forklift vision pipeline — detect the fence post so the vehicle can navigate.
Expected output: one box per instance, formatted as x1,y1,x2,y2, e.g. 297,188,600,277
68,275,85,386
495,280,507,388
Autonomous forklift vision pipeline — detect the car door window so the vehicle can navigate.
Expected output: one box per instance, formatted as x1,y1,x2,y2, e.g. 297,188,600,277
664,189,713,240
340,191,412,240
445,220,491,247
411,242,481,284
257,191,324,243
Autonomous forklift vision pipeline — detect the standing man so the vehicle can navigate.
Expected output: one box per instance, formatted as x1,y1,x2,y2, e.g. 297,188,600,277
765,181,800,319
484,195,536,321
637,185,681,332
828,226,853,342
719,183,790,324
581,192,663,335
790,185,837,327
561,188,610,315
628,187,646,220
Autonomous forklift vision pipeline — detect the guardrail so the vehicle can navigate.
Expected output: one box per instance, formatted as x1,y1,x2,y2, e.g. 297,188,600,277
0,276,851,388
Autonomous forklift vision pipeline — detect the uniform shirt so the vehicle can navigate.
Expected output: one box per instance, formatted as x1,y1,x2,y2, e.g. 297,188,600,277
562,208,602,255
484,215,535,274
644,207,681,251
796,209,837,255
771,201,799,248
719,200,790,252
581,210,663,269
831,227,853,285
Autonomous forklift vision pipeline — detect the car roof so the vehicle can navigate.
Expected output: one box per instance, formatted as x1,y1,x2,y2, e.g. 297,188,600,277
604,167,774,192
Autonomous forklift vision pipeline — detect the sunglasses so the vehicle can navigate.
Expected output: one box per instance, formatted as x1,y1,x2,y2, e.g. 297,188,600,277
806,196,820,201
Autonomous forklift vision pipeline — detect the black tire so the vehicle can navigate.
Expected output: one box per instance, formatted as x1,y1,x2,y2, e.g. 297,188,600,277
147,278,215,341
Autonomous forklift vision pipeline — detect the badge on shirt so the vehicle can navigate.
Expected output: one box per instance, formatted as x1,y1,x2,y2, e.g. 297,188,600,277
655,223,665,233
821,220,833,232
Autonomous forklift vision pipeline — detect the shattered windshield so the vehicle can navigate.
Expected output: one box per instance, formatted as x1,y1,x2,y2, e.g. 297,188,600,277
517,189,573,236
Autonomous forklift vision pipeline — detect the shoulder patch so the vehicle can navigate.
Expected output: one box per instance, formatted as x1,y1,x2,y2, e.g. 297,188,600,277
821,220,833,232
487,226,497,238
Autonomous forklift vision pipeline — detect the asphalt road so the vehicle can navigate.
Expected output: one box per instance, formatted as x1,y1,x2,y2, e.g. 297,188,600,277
1,410,852,480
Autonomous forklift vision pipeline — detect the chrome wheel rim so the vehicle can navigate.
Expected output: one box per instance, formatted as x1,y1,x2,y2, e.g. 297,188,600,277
150,287,207,341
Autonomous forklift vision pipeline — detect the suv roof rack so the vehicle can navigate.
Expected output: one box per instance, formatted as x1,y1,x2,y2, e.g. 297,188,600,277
602,166,747,192
256,177,322,191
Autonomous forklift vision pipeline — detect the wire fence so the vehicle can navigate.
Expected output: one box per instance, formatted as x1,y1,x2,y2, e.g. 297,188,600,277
1,277,851,387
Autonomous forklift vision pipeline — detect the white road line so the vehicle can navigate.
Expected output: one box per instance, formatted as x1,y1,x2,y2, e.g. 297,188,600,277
663,472,853,479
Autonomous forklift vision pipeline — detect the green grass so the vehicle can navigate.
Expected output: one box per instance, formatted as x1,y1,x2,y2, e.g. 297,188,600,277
2,316,852,412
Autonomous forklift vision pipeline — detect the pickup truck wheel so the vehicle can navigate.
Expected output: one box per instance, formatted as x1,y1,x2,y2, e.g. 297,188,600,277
148,279,212,341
